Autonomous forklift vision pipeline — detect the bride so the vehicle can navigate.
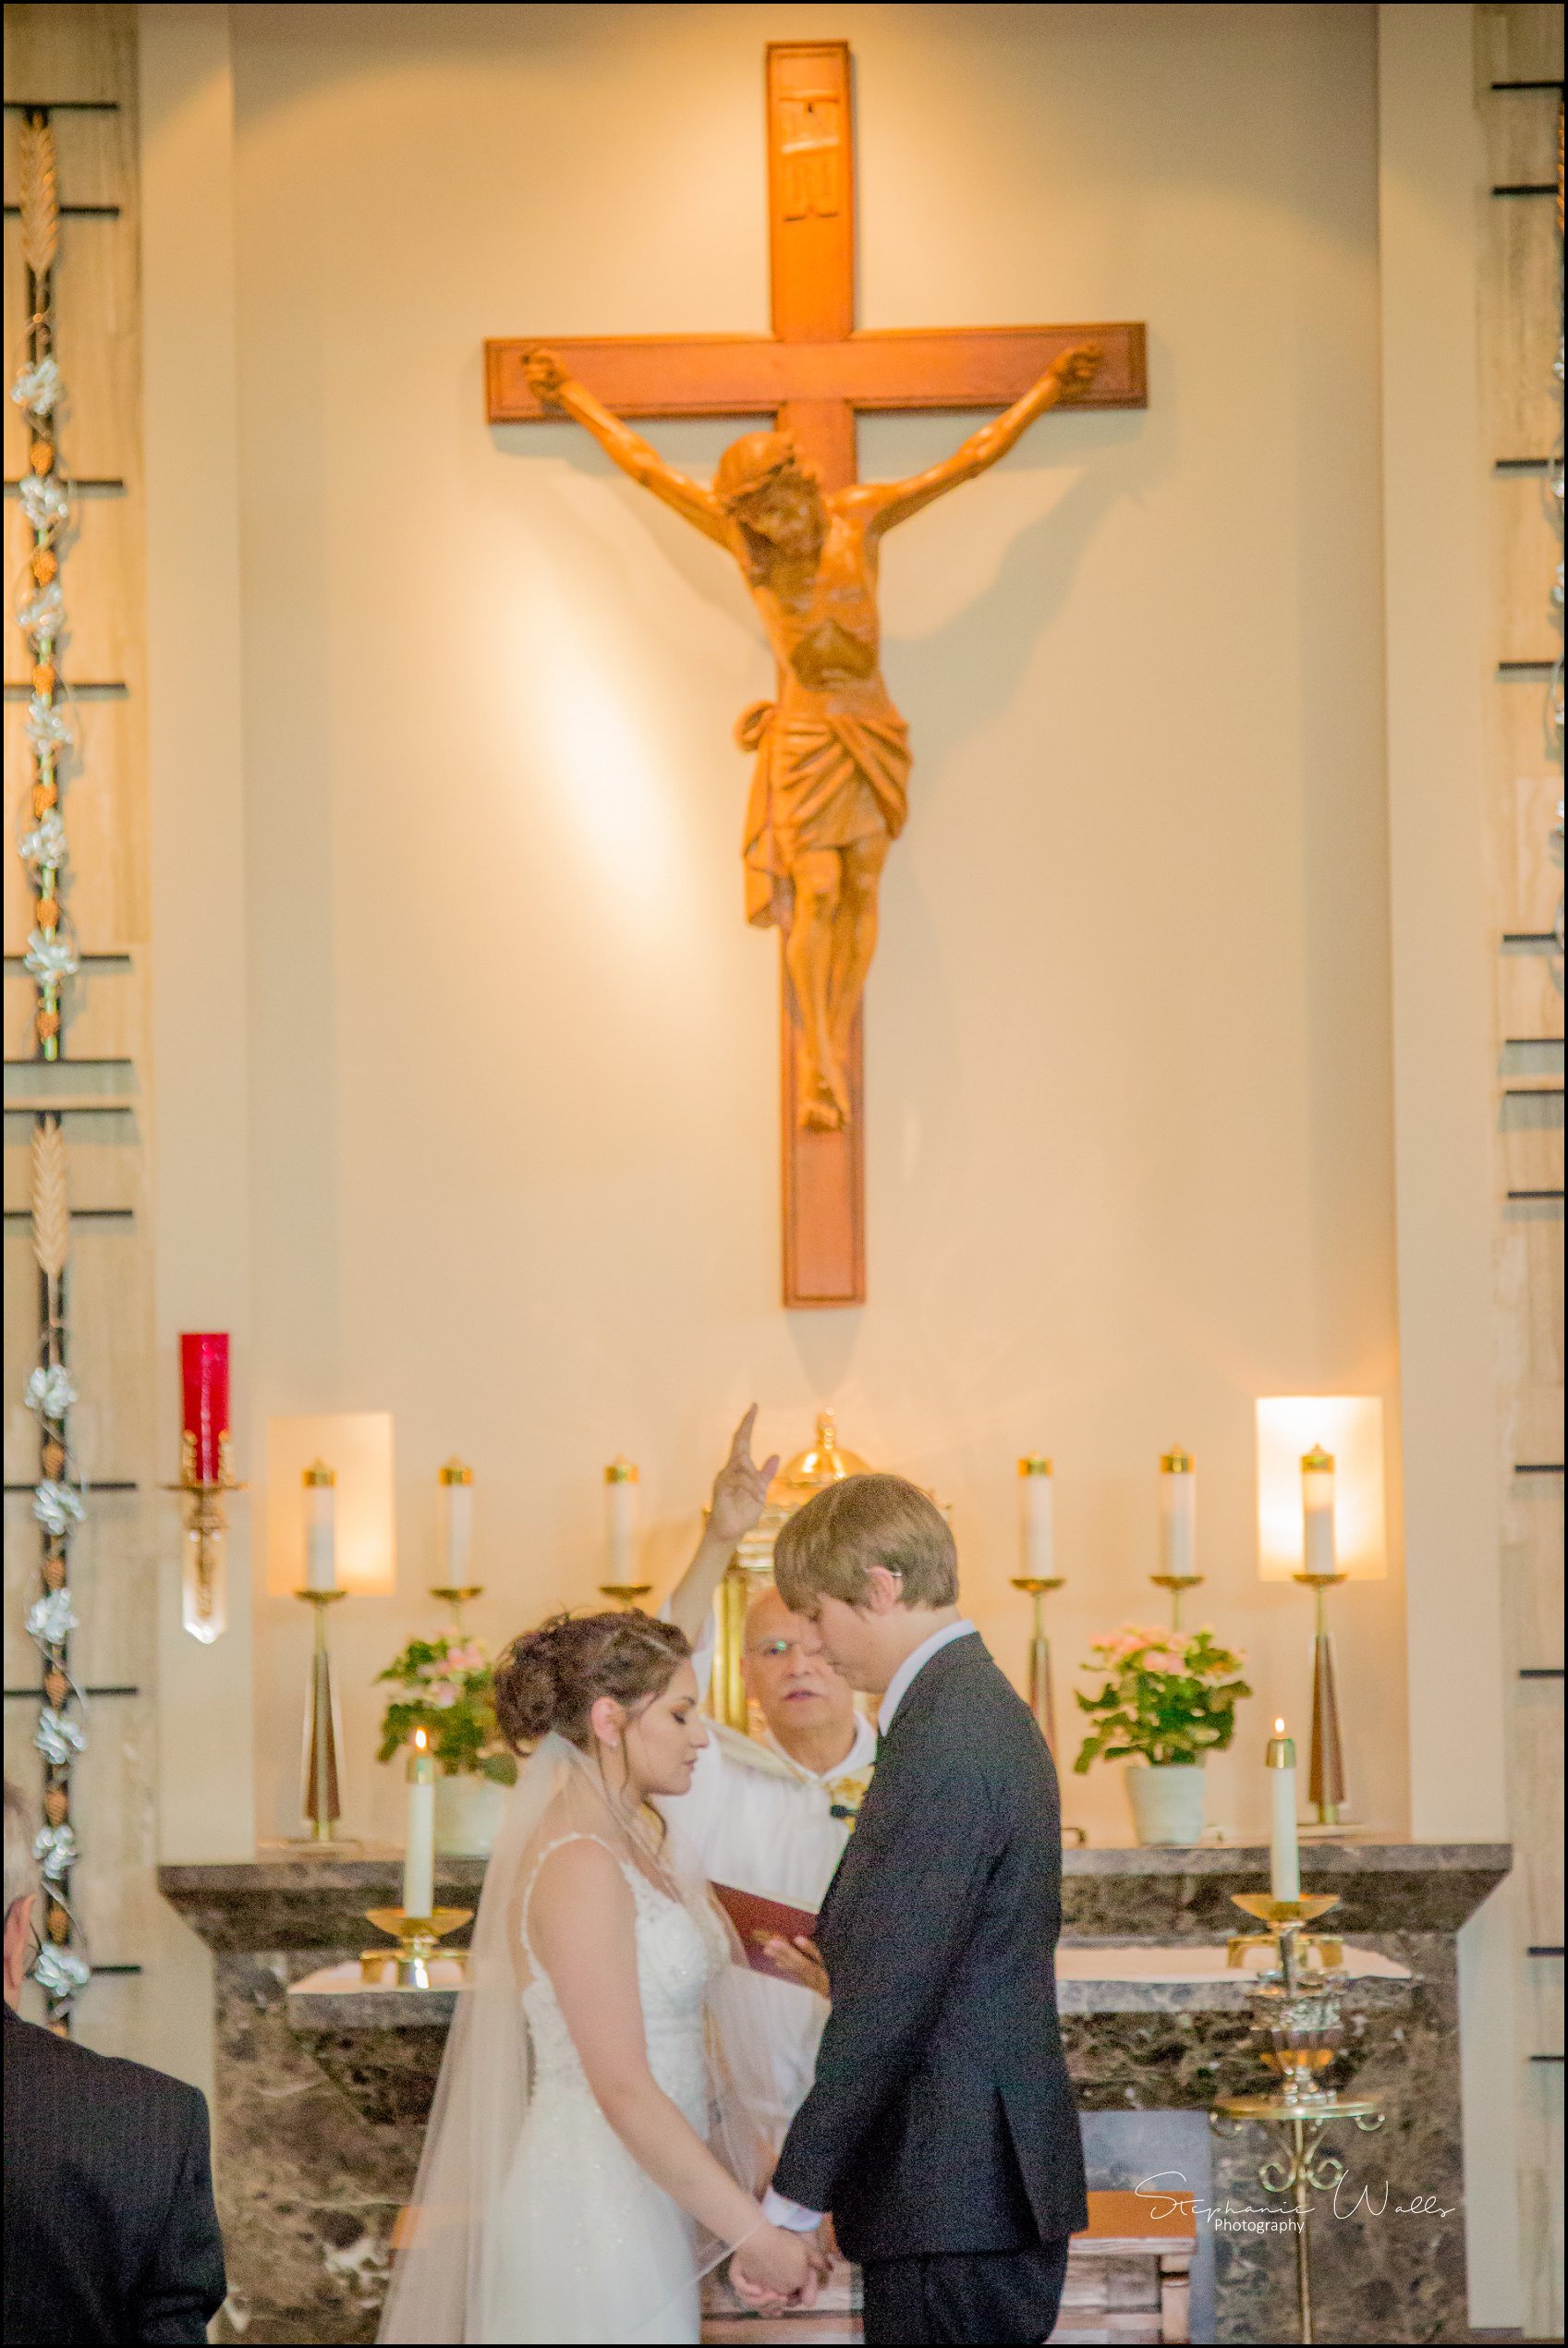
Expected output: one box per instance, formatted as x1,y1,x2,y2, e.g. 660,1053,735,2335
380,1515,818,2341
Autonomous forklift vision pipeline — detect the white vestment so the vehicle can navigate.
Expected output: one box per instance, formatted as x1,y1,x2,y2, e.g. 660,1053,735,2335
659,1628,877,2145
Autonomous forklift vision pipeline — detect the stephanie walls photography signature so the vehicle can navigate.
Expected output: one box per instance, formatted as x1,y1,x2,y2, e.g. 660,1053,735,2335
1135,2172,1457,2227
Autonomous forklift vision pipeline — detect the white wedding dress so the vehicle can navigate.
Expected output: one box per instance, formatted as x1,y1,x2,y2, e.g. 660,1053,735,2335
478,1832,732,2345
380,1735,770,2348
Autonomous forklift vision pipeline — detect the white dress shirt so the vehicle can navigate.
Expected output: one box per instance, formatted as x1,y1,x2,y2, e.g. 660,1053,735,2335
762,1619,981,2233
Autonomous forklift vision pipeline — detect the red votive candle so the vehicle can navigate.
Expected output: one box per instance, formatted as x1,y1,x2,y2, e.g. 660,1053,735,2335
180,1333,230,1485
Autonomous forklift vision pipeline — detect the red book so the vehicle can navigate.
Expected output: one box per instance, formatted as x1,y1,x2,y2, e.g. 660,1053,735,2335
180,1332,229,1485
711,1882,820,1983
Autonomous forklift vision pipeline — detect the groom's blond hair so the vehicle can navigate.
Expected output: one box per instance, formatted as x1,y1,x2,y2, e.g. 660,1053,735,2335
773,1473,958,1612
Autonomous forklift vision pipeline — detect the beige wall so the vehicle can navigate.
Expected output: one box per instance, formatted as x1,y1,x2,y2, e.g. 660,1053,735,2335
203,0,1407,1856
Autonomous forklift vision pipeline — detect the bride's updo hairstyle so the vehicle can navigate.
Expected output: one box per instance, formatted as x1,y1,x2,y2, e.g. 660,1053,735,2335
494,1610,691,1754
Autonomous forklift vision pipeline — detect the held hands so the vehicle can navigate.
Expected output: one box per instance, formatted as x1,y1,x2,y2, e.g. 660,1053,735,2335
760,1934,830,2000
705,1405,781,1552
729,2220,822,2310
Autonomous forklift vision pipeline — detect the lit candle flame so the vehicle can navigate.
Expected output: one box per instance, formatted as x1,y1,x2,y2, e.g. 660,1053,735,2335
413,1727,428,1751
1274,1717,1285,1734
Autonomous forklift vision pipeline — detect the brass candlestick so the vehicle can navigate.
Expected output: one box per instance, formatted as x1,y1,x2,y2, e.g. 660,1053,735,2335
292,1588,357,1846
361,1905,473,1988
1155,1447,1201,1626
1292,1571,1350,1829
1012,1570,1088,1845
431,1585,483,1626
1150,1573,1204,1630
164,1430,245,1646
1011,1575,1064,1753
1211,1890,1384,2343
601,1456,652,1612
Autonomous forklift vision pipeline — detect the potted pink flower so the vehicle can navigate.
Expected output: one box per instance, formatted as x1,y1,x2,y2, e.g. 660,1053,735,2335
376,1628,517,1855
1075,1624,1250,1844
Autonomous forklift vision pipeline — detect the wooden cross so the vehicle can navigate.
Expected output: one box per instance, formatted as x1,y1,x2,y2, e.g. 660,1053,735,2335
488,42,1146,1308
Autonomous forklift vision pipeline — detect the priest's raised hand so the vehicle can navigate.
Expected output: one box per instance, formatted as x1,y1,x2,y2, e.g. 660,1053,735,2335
666,1405,779,1646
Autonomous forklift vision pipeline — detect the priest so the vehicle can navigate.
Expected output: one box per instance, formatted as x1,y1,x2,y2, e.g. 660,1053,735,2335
661,1411,877,2143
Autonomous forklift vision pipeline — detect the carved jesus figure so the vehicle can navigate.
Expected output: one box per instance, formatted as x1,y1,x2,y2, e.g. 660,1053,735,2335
526,344,1101,1130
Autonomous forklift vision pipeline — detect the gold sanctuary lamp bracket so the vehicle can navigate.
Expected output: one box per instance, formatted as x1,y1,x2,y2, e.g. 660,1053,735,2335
163,1430,246,1646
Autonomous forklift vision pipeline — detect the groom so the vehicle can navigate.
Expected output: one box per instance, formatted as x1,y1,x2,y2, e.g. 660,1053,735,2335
733,1472,1087,2344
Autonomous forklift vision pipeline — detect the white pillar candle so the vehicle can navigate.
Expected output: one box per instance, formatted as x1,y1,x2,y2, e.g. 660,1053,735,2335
439,1459,474,1583
1018,1456,1055,1577
1159,1449,1196,1577
604,1458,638,1582
403,1729,436,1919
1301,1445,1337,1577
303,1462,336,1591
1267,1718,1301,1902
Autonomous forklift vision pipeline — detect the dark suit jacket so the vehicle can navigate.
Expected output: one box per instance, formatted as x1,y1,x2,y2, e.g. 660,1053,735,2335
3,2002,226,2345
771,1630,1088,2261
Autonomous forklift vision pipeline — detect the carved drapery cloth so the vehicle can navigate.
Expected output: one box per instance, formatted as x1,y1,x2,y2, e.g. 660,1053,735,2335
737,700,911,933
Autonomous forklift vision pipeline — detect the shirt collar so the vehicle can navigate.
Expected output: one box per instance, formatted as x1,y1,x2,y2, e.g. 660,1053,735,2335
760,1709,879,1785
878,1619,979,1735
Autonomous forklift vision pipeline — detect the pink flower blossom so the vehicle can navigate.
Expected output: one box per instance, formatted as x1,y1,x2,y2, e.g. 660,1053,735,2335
428,1681,459,1709
446,1643,484,1673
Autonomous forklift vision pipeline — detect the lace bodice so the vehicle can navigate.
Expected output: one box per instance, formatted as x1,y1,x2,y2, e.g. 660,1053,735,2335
520,1833,728,2130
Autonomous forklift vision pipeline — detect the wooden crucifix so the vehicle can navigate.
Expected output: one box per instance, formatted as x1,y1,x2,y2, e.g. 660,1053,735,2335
488,41,1146,1308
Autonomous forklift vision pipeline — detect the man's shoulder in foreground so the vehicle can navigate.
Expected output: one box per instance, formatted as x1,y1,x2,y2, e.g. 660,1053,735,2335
4,2002,208,2138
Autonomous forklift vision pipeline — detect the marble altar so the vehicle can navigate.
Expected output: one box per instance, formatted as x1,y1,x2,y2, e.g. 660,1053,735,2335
159,1839,1507,2344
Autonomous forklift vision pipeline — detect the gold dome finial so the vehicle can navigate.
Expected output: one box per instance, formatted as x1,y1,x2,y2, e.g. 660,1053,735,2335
769,1408,870,1506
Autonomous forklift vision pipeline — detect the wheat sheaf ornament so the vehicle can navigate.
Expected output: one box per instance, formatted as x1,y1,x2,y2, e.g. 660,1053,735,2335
17,112,59,280
30,1118,71,1289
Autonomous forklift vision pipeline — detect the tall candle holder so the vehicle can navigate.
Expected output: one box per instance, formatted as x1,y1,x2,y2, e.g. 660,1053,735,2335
433,1456,480,1624
1292,1442,1351,1832
1210,1891,1384,2342
600,1457,652,1608
1011,1573,1064,1753
1011,1567,1088,1846
1150,1569,1205,1629
1153,1446,1202,1626
1294,1567,1350,1829
164,1429,245,1646
430,1584,484,1624
293,1588,356,1846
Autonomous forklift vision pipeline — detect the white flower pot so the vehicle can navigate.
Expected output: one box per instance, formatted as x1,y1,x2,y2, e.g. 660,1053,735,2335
1124,1762,1207,1846
434,1772,507,1857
